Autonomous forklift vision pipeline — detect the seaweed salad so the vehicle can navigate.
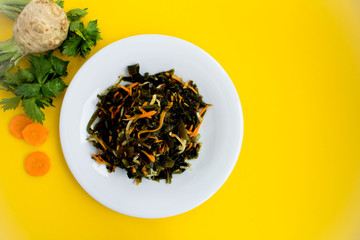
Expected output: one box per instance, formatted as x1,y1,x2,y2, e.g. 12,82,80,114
87,64,211,184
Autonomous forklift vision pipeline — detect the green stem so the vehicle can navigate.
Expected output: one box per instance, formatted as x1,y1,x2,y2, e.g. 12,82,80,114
0,38,24,75
0,8,17,19
0,0,29,19
0,0,29,6
1,4,22,12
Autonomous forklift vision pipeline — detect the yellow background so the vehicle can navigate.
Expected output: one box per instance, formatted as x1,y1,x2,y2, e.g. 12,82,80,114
1,0,360,239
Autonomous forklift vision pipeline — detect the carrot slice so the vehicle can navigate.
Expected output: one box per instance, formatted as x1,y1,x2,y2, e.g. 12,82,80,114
24,152,50,176
22,123,48,146
9,115,33,139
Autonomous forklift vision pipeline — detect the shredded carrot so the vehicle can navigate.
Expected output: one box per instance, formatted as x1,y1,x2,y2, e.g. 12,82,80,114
172,75,181,81
154,140,163,143
189,125,194,131
129,82,139,96
186,142,193,151
132,167,136,173
141,150,155,162
165,73,170,77
113,91,120,100
190,119,203,137
124,114,131,118
188,86,198,94
183,81,189,89
171,75,185,84
120,85,131,95
128,110,157,121
171,95,174,101
184,102,189,107
94,136,107,150
178,93,183,103
130,100,136,108
9,115,33,139
22,123,48,146
24,151,50,176
92,154,104,164
137,102,173,138
142,101,148,106
135,178,140,185
199,105,211,116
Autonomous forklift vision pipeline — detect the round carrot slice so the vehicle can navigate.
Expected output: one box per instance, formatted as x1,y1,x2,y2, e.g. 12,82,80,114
22,123,48,146
24,152,50,176
9,115,33,139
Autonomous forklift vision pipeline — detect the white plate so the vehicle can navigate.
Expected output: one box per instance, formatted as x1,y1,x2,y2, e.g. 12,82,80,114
60,34,243,218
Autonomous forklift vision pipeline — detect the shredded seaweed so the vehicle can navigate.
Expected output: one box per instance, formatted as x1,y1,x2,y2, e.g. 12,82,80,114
87,64,211,184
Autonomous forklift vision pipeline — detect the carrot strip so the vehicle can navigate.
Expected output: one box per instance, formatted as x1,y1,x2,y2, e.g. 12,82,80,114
141,150,155,162
120,86,131,95
130,100,136,108
199,105,211,116
190,119,203,137
129,82,139,96
142,102,148,106
128,110,157,121
137,102,173,138
132,167,136,173
186,142,193,151
113,91,120,100
9,115,33,139
94,136,107,150
188,86,198,94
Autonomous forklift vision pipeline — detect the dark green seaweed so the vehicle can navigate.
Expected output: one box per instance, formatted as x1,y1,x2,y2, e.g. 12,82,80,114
87,64,211,184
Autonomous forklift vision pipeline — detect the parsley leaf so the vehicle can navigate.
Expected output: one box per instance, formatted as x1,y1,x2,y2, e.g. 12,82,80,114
41,78,67,99
49,54,69,76
61,37,82,57
14,83,41,98
66,8,88,22
22,98,45,124
29,55,53,83
0,96,22,111
55,0,64,8
61,9,101,58
0,53,68,124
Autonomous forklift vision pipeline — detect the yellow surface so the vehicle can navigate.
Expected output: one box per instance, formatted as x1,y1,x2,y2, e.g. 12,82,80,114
1,0,360,239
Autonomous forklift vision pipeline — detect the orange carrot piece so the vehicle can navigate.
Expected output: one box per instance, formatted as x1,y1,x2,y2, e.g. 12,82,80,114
129,82,139,96
120,86,131,95
22,123,48,146
113,91,120,100
132,167,136,173
9,115,33,139
199,105,211,116
137,102,173,138
186,142,193,151
128,110,157,121
141,150,155,162
190,119,203,137
24,152,50,176
142,102,148,106
188,86,198,94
